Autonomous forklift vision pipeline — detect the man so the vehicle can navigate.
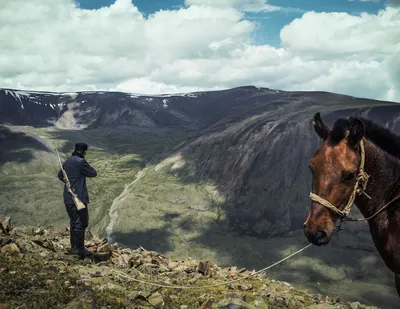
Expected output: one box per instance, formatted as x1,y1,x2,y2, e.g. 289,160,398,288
57,142,97,259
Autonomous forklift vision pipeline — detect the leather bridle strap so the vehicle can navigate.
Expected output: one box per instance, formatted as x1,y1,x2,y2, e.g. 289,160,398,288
309,139,370,218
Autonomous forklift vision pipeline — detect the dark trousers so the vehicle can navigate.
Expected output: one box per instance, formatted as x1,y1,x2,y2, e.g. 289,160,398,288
65,203,89,231
65,204,91,257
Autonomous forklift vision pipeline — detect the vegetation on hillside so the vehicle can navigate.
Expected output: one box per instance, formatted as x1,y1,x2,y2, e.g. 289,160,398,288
0,220,381,309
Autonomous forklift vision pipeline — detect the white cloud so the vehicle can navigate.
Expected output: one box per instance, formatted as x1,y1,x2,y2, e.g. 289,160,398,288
184,0,281,12
0,0,399,102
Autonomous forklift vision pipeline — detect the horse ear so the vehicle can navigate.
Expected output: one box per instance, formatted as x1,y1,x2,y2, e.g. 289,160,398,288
313,112,330,140
348,118,364,147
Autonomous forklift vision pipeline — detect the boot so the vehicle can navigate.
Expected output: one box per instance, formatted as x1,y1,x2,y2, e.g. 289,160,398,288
69,230,78,255
74,229,93,259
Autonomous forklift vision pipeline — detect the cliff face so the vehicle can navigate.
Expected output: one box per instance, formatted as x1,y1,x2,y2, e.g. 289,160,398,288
161,94,400,236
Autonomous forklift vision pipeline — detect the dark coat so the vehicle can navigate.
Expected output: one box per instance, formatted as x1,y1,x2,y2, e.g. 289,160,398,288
57,152,97,205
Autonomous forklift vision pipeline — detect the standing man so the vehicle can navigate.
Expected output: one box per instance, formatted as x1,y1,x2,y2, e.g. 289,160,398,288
58,142,97,259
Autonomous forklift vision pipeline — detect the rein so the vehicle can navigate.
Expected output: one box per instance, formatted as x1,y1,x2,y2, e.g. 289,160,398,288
309,139,400,226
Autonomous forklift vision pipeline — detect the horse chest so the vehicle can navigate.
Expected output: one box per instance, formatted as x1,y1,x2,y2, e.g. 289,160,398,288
370,219,400,273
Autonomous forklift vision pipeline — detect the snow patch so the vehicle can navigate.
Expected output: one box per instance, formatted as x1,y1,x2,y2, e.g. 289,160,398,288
162,99,169,109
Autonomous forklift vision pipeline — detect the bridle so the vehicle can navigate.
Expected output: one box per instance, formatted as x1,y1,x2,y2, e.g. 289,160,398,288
309,139,370,219
309,138,400,228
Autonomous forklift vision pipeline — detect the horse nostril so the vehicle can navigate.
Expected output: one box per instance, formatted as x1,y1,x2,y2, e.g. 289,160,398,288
303,223,308,229
316,228,327,239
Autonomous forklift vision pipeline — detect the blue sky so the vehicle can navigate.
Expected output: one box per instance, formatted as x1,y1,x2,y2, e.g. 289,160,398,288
76,0,386,46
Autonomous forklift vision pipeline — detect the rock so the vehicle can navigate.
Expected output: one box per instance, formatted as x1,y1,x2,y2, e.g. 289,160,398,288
217,297,248,309
91,252,112,264
85,230,94,241
97,243,112,253
200,297,214,308
308,305,338,309
0,221,380,309
198,261,211,276
32,239,56,252
237,282,253,291
158,264,171,273
350,302,362,309
0,237,11,247
147,292,164,309
39,251,49,258
118,254,132,268
34,227,46,236
0,217,12,235
64,288,97,309
1,243,20,256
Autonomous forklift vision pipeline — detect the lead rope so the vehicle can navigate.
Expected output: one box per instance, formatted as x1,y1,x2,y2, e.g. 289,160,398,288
111,243,313,289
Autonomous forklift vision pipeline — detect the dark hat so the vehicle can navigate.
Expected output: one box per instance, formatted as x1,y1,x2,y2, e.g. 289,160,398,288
75,142,88,151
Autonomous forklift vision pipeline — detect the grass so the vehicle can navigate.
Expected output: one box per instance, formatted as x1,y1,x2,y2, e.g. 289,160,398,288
0,125,189,236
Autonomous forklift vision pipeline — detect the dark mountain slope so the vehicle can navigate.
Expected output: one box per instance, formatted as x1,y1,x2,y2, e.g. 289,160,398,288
1,86,399,237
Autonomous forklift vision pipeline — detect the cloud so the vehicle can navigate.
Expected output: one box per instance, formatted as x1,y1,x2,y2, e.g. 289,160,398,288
0,0,399,103
184,0,280,12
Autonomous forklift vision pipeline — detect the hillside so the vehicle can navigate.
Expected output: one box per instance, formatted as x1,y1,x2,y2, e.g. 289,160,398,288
1,86,400,308
0,218,378,309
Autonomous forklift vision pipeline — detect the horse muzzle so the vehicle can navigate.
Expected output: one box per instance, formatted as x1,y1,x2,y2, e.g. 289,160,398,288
303,224,330,246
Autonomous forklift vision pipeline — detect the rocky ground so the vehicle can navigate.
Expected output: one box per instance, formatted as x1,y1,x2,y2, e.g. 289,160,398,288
0,217,379,309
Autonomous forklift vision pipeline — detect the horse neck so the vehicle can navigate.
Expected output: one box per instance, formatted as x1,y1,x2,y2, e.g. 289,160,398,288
354,139,400,219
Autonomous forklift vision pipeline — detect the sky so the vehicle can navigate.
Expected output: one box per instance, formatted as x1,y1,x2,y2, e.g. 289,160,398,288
0,0,399,102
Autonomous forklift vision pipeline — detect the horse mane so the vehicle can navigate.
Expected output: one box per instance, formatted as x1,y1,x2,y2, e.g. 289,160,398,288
330,116,400,159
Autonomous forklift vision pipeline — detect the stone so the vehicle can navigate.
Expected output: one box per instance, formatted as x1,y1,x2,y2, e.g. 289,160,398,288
97,243,113,253
32,239,56,252
0,217,12,235
200,298,214,308
0,237,11,247
237,282,253,291
350,302,362,309
198,261,211,276
64,288,97,309
147,292,164,309
1,243,20,256
34,227,46,236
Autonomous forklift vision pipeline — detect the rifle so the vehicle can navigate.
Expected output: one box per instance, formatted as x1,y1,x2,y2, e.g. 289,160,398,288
55,148,86,211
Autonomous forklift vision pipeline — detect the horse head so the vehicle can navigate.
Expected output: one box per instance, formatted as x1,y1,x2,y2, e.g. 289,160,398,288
303,112,366,246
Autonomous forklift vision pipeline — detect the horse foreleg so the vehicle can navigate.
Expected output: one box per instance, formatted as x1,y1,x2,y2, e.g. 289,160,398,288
395,273,400,297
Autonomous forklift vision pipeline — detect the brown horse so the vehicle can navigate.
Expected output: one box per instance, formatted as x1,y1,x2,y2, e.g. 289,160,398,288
303,112,400,297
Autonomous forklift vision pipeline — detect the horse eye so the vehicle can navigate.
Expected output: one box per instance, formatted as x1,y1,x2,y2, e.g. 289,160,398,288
342,172,356,181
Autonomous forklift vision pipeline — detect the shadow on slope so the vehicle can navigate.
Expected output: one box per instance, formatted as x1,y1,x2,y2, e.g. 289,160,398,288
0,125,52,167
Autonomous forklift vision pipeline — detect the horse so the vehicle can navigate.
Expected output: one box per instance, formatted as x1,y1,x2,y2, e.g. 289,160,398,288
303,112,400,297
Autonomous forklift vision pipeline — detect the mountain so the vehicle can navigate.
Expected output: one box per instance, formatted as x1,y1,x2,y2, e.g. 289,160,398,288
1,86,400,308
